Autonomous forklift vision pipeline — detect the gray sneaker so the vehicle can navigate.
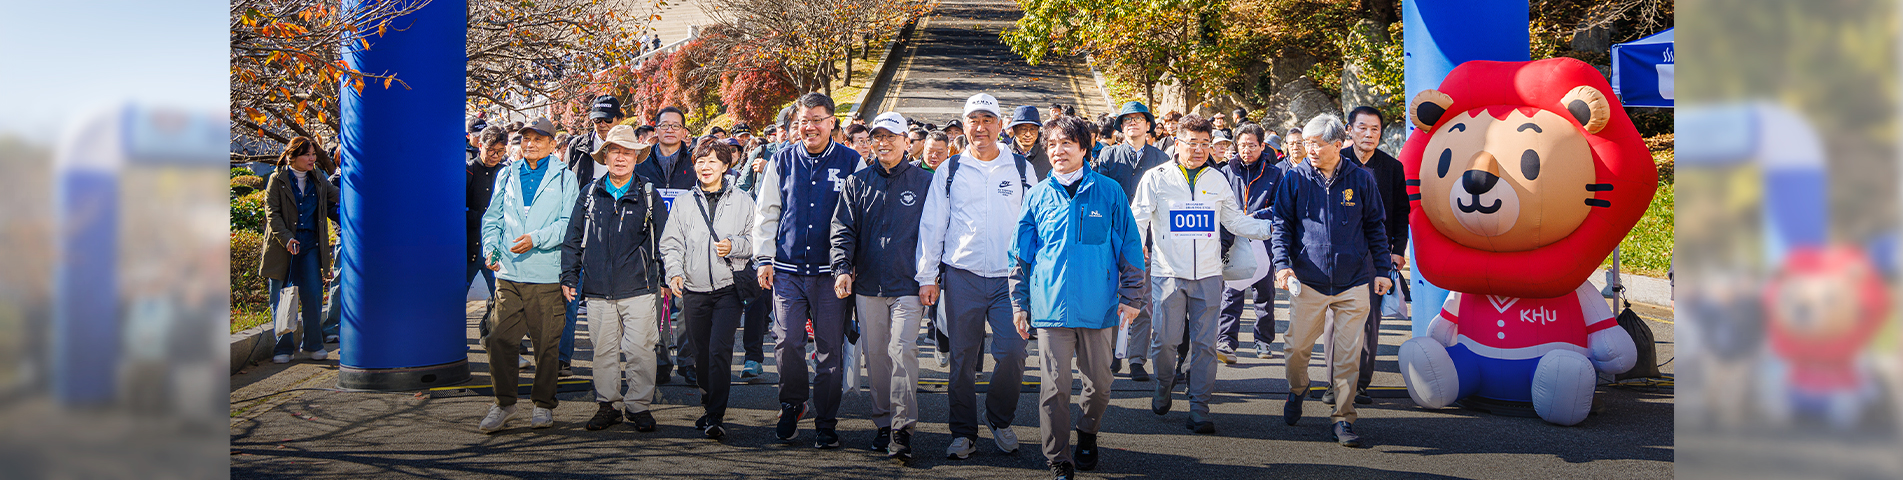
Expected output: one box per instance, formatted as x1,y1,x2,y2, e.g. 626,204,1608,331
1254,341,1275,358
529,407,554,428
989,425,1019,453
478,404,519,433
946,436,976,459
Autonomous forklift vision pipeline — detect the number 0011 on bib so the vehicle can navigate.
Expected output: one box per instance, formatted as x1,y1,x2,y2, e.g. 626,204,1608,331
1169,201,1216,239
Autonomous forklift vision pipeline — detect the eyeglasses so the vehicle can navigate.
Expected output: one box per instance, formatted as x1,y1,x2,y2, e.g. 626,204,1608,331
794,117,833,127
655,122,685,130
1181,140,1212,148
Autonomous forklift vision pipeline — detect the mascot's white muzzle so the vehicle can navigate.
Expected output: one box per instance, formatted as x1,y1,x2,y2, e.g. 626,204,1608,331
1450,168,1520,237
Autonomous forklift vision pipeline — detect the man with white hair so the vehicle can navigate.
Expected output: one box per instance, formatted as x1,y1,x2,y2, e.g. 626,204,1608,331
1269,113,1393,448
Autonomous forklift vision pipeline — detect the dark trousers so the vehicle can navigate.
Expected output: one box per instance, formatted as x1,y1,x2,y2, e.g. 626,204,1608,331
943,266,1025,439
1218,275,1277,349
270,249,325,355
684,287,742,423
742,289,771,363
488,279,567,409
561,296,579,364
772,272,850,429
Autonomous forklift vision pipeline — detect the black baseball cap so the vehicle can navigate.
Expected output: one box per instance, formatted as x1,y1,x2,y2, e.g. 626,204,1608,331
587,95,622,120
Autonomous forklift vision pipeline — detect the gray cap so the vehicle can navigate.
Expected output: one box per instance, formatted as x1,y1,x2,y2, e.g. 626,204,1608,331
523,117,557,138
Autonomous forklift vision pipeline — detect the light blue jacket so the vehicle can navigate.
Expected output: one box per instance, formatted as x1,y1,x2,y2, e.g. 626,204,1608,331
1008,166,1149,329
482,155,579,284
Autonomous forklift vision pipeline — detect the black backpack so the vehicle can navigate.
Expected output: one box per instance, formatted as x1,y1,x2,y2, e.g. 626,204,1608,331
945,150,1033,195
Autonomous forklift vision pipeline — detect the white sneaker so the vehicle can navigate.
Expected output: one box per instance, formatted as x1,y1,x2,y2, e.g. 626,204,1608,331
989,425,1019,453
310,349,329,361
324,334,339,343
530,407,554,428
945,436,976,459
478,404,519,433
519,356,532,369
271,354,291,364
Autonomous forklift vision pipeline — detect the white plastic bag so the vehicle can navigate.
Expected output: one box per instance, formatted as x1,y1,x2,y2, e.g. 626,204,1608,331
1381,271,1409,319
1221,237,1257,281
272,285,301,335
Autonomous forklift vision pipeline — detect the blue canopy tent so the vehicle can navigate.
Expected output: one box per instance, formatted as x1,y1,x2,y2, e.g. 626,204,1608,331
1612,28,1674,108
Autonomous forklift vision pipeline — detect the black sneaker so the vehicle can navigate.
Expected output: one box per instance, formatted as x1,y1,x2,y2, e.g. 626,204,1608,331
1074,432,1098,471
695,415,711,430
775,402,806,441
704,422,725,439
1333,421,1363,447
889,429,914,464
1354,391,1373,405
558,361,574,377
681,366,700,388
584,402,622,431
1151,384,1172,415
1283,391,1304,426
1111,357,1123,374
1129,362,1150,382
1322,388,1337,405
629,410,657,432
815,428,840,449
1185,411,1215,434
871,427,892,453
1050,461,1076,480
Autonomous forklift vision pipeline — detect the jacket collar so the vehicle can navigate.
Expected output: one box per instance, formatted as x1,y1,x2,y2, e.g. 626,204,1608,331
871,157,912,177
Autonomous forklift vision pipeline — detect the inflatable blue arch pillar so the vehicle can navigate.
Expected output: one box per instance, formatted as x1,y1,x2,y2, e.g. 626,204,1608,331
1402,0,1528,336
336,0,472,390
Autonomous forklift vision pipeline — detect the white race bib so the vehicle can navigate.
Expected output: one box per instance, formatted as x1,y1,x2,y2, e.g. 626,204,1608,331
657,188,691,212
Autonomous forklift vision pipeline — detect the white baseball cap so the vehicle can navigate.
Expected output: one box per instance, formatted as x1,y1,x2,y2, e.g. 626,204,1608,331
963,93,1001,119
870,112,907,136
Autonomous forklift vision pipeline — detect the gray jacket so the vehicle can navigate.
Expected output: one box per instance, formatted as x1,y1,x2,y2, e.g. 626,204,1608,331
660,177,756,293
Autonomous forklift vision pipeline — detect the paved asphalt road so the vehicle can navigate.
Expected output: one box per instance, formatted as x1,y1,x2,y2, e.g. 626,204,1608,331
876,0,1105,126
230,1,1672,477
231,289,1673,479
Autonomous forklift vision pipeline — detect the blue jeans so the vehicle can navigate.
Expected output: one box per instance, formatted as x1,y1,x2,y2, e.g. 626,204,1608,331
271,249,325,355
320,245,346,339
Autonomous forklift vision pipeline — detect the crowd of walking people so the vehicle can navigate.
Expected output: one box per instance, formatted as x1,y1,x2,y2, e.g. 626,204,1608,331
255,89,1412,480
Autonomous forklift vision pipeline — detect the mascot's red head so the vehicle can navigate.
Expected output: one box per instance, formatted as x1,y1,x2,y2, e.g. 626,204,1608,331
1402,58,1657,299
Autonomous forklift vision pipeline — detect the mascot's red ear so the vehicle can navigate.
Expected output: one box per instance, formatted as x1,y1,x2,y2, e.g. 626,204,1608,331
1410,89,1454,132
1559,86,1612,134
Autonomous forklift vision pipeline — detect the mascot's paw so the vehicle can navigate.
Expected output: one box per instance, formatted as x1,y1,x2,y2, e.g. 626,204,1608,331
1400,337,1460,408
1588,326,1638,374
1532,350,1597,426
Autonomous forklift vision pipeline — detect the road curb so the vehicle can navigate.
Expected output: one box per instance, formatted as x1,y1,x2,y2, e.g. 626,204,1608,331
230,323,276,375
1085,55,1117,113
1588,268,1674,307
848,19,920,122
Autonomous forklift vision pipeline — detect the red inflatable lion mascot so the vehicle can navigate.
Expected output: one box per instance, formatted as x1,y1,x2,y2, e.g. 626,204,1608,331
1396,58,1657,425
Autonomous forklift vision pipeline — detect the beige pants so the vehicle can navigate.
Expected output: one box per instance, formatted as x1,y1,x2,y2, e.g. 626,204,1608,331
1285,282,1371,423
587,295,660,413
